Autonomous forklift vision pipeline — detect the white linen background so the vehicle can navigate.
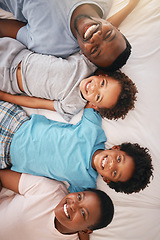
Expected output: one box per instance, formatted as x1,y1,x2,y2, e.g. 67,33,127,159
0,0,160,239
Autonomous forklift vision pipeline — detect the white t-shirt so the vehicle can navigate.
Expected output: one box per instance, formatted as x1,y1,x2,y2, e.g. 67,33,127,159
0,174,78,240
21,51,97,121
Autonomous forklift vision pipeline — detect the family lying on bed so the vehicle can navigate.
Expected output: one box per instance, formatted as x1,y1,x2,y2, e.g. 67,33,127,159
0,0,153,240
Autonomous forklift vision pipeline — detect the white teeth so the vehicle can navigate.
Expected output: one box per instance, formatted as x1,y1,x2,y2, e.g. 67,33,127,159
84,24,99,39
86,82,90,92
102,157,107,168
64,204,69,218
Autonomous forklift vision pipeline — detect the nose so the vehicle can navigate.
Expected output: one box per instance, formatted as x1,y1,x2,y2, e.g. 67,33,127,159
90,81,96,92
107,154,117,170
108,158,114,169
90,30,102,44
70,200,78,213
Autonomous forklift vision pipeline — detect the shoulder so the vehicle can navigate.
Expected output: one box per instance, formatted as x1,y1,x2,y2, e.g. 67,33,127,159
82,108,102,125
19,174,68,196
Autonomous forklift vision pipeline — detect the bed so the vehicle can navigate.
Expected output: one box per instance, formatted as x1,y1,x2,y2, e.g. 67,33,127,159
0,0,160,239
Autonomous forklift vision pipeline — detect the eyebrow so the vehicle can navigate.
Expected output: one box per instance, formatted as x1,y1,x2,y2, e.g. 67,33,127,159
98,95,103,104
83,192,90,218
96,49,101,57
117,173,121,181
98,79,107,103
91,48,101,59
117,155,125,181
108,32,116,43
82,192,85,200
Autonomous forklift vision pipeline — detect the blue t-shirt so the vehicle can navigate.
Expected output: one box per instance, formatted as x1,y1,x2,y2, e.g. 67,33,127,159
0,0,112,56
10,108,107,192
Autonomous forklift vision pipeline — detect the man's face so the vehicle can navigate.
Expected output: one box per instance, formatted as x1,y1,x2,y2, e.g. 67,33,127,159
80,74,121,110
74,15,126,68
93,147,135,183
54,191,101,233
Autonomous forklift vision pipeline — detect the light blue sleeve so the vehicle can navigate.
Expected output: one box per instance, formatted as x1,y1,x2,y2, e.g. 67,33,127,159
83,108,102,126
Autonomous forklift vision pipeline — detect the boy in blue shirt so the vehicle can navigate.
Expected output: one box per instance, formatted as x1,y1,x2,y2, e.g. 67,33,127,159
0,101,153,194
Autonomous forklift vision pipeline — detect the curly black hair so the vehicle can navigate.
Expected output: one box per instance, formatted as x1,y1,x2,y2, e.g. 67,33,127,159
108,142,153,194
98,70,138,120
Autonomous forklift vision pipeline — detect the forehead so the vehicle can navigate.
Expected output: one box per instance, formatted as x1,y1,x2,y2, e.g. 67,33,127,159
83,191,100,206
99,78,121,108
119,152,135,182
84,191,101,219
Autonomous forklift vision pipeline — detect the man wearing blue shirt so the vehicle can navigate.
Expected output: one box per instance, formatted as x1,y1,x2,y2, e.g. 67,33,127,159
0,0,140,71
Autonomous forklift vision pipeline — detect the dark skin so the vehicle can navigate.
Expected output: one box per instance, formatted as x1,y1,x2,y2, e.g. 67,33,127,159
0,1,140,38
0,169,89,240
0,1,140,68
0,19,25,38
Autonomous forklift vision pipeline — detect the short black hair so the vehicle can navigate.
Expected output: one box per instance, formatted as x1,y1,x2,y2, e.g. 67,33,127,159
85,188,114,231
98,36,132,72
108,143,153,194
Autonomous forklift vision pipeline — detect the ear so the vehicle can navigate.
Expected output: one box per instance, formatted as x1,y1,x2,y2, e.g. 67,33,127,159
112,145,120,150
87,101,99,111
103,176,110,184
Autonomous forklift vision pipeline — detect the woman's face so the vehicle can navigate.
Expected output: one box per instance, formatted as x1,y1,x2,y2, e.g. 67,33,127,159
54,191,101,233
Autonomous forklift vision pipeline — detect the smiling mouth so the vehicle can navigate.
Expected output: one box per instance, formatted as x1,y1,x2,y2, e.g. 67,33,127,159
84,24,100,40
64,204,70,219
85,81,91,94
102,157,114,170
102,156,108,169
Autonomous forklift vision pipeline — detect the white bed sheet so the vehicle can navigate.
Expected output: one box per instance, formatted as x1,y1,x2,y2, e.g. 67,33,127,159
93,1,160,239
1,0,160,239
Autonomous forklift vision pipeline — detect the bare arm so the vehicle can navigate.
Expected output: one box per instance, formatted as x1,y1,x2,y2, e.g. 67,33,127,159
0,90,56,111
107,0,140,27
0,19,26,38
0,169,21,193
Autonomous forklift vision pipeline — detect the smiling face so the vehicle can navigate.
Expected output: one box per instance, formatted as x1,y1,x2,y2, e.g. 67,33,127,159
54,191,101,234
74,15,126,68
80,74,121,110
92,146,135,183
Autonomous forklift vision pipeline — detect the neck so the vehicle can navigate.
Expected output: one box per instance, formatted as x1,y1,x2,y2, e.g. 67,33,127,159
70,4,102,37
91,149,103,170
55,218,76,235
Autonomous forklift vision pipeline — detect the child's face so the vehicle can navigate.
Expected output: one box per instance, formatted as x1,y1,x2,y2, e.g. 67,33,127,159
54,191,101,234
92,146,135,183
80,74,121,110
